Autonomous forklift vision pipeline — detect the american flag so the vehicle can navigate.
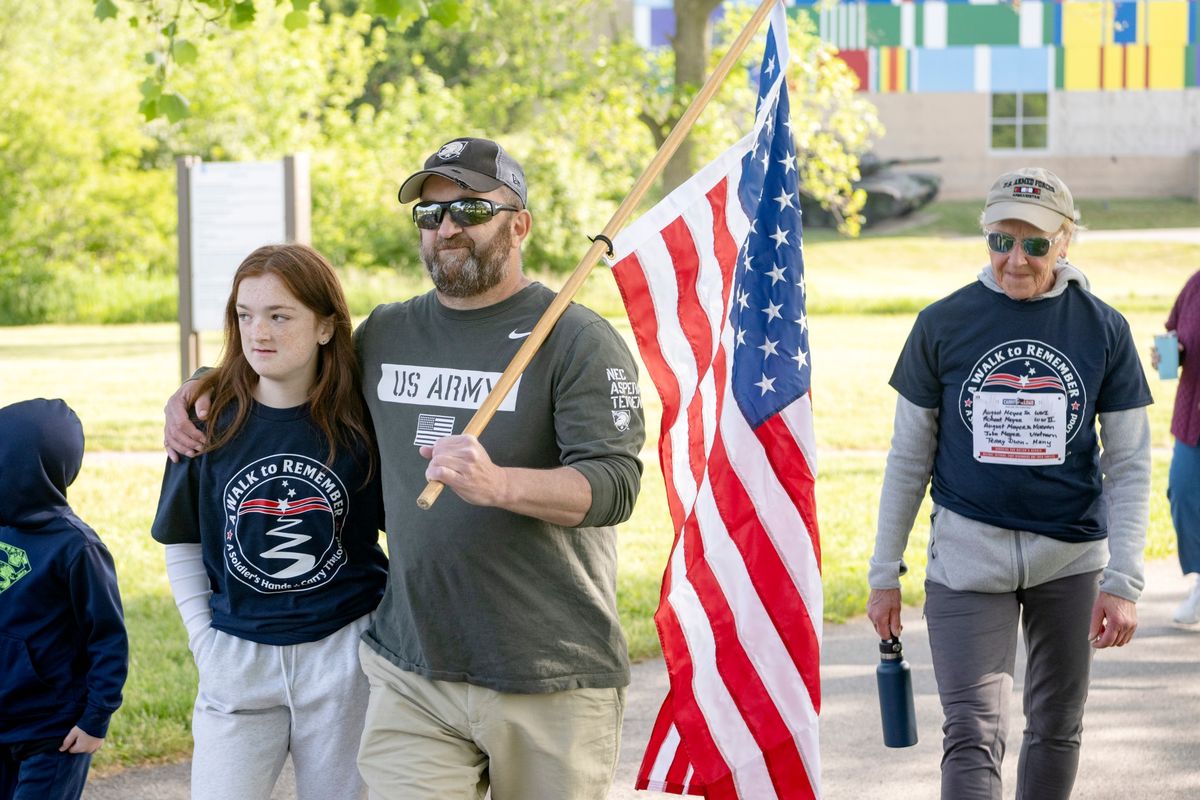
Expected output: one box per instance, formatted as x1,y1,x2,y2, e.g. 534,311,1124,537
609,3,821,797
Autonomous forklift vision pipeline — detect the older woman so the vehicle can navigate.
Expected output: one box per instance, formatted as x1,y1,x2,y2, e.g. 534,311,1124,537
867,167,1152,800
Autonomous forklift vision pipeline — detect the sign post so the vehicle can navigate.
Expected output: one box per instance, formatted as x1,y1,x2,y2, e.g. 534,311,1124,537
175,155,310,381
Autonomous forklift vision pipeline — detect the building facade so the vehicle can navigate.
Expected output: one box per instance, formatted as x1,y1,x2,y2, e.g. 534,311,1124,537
633,0,1200,199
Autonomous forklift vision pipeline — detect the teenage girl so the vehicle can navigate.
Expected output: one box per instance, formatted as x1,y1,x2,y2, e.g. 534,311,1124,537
152,243,386,800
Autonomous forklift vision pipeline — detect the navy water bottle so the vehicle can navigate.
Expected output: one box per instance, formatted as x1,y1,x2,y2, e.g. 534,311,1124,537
876,636,918,748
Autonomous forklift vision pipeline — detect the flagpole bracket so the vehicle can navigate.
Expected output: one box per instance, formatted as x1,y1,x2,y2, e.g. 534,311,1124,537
589,233,615,259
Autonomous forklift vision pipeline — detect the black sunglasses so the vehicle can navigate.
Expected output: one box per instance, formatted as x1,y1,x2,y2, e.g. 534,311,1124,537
412,198,522,230
985,231,1062,258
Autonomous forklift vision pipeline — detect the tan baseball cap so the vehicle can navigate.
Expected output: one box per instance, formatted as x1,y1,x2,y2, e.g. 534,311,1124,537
982,167,1075,233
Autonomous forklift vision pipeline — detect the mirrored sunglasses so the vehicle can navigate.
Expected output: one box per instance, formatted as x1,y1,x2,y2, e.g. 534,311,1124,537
412,198,521,230
985,231,1061,258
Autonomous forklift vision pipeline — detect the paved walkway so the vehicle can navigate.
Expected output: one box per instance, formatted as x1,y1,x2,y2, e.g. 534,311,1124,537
83,557,1199,799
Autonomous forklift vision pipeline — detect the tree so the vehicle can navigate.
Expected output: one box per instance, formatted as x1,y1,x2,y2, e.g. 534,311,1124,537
0,1,174,322
638,1,880,233
147,4,472,274
365,0,659,266
0,1,466,323
6,0,882,324
366,0,879,238
91,0,469,121
90,0,879,236
646,0,722,192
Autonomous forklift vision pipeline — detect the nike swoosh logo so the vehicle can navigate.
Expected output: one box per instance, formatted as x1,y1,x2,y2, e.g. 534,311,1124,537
508,330,532,339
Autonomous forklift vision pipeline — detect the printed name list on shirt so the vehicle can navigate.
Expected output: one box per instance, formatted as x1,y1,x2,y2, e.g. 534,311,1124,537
971,390,1067,465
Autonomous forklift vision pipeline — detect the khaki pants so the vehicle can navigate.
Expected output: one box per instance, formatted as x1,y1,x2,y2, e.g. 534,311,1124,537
356,643,626,800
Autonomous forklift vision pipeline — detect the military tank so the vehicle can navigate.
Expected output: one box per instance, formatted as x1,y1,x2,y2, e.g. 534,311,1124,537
801,154,942,228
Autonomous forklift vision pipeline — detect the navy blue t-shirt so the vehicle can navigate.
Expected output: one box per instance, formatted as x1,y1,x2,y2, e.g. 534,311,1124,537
891,281,1152,542
152,403,387,644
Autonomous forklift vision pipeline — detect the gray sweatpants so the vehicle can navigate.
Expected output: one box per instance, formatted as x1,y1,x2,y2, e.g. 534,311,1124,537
189,614,371,800
924,570,1100,800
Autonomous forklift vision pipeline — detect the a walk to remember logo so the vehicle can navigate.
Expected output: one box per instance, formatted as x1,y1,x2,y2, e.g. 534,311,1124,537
960,339,1084,465
223,454,349,594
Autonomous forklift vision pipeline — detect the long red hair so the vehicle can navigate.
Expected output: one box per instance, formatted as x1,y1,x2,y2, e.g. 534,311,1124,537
196,244,374,477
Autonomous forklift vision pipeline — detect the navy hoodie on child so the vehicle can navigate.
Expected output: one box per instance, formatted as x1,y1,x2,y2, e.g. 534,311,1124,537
0,399,128,743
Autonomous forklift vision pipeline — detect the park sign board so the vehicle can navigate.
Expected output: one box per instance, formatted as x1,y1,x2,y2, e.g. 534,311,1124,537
175,155,310,381
188,160,286,330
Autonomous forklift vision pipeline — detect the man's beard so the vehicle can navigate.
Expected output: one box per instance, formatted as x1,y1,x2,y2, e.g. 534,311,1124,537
420,223,512,298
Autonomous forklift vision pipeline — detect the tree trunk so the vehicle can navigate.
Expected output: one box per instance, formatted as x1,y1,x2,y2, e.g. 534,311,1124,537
662,0,722,191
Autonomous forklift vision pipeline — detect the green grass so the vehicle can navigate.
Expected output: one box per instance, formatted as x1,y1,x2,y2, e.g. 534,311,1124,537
815,196,1200,239
10,198,1193,325
0,325,220,451
69,459,195,769
801,236,1200,315
1,217,1193,769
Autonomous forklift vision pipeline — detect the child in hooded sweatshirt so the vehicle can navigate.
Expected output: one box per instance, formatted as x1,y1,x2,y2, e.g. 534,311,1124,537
0,398,128,800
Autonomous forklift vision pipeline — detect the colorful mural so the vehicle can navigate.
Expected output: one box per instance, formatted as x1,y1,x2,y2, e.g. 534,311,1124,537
634,0,1200,92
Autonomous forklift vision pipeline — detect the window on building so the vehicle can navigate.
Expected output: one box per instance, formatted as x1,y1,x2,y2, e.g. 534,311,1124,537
990,92,1048,150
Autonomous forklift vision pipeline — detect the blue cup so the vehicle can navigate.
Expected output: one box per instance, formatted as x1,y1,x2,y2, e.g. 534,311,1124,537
1155,333,1179,380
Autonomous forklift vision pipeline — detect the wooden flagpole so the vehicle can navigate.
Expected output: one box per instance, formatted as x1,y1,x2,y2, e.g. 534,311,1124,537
418,0,779,509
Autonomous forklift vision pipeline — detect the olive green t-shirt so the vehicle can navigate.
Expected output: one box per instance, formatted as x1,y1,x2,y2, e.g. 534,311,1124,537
357,282,645,692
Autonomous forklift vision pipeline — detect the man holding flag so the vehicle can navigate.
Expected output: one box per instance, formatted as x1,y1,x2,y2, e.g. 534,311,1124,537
165,137,648,800
166,2,816,796
611,2,822,797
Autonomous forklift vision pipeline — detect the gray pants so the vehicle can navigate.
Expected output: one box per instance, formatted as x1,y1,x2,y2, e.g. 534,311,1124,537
925,570,1100,800
189,615,371,800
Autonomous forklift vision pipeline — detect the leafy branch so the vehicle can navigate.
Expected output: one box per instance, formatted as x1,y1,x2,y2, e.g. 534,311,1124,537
93,0,466,122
